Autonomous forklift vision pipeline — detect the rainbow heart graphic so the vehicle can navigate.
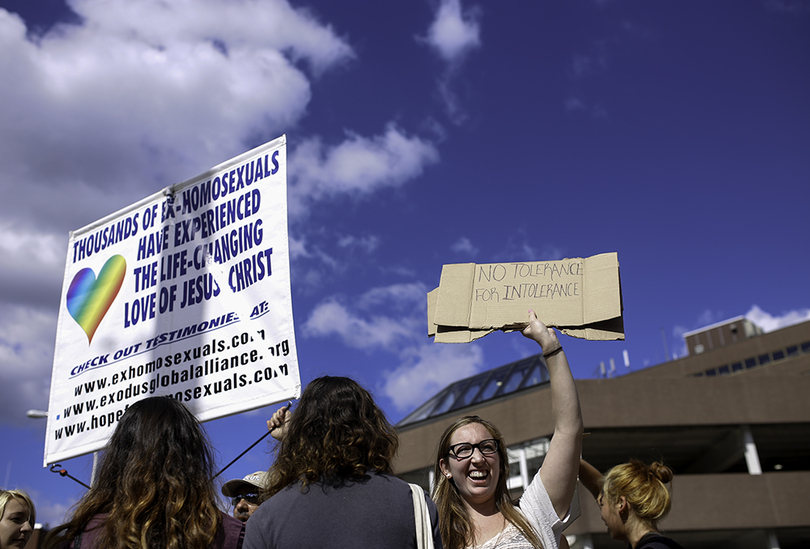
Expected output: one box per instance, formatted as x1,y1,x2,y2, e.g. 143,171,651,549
66,255,127,344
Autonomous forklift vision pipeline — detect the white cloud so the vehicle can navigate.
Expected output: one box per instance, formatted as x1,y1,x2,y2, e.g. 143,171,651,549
0,0,455,435
0,0,354,229
422,0,481,64
451,236,477,256
0,305,57,426
337,234,380,254
304,298,424,350
671,309,726,357
419,0,481,123
570,52,606,79
288,234,310,260
67,0,354,75
381,342,483,412
564,95,607,118
303,281,485,412
24,490,77,529
356,283,428,311
671,305,810,358
765,0,810,15
745,305,810,332
0,4,363,325
292,281,432,339
0,224,67,308
565,96,587,112
288,125,439,218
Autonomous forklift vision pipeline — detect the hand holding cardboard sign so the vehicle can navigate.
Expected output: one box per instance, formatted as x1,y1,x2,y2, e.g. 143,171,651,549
522,309,563,356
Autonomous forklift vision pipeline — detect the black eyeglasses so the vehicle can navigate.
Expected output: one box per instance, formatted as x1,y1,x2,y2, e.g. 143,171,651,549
448,439,499,460
232,493,261,507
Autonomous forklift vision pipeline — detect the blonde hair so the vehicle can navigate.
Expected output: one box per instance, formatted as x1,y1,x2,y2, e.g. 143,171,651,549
602,460,673,528
0,489,36,528
432,416,543,549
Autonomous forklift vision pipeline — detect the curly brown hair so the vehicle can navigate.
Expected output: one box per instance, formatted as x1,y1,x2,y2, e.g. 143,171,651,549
44,397,222,549
264,376,398,498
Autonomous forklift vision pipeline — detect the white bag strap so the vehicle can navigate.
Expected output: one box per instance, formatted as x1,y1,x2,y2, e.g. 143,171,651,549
409,483,435,549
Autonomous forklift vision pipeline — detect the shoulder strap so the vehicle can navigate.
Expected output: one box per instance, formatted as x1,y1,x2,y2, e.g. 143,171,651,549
409,483,434,549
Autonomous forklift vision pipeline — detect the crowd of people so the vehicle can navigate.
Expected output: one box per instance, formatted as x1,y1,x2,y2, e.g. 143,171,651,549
6,311,683,549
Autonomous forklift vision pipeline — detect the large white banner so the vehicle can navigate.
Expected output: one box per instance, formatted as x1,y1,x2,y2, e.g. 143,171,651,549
45,135,300,465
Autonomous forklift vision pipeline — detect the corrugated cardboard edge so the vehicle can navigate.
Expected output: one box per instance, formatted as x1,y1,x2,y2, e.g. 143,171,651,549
430,287,495,342
433,263,475,328
501,316,625,341
427,288,438,337
559,316,625,340
583,252,621,324
434,326,495,343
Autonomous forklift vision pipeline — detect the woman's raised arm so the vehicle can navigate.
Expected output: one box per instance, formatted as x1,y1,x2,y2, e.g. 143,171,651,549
522,310,584,519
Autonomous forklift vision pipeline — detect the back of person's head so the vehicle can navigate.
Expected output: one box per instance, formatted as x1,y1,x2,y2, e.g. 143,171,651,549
603,459,673,527
0,489,35,527
102,395,215,486
45,396,221,549
432,416,542,549
266,376,398,496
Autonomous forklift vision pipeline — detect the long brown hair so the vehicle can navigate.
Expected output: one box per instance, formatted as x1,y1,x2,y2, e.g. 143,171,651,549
264,376,398,498
45,397,222,549
432,416,543,549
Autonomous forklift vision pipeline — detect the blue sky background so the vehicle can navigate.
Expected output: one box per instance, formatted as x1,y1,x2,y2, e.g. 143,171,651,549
1,0,808,527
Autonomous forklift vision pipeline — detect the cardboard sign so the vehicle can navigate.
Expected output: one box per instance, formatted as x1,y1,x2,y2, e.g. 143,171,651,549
428,253,623,343
44,135,301,465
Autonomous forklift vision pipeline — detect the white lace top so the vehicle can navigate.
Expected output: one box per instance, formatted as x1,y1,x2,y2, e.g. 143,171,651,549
466,472,565,549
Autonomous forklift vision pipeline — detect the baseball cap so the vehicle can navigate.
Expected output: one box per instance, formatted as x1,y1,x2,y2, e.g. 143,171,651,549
221,471,269,497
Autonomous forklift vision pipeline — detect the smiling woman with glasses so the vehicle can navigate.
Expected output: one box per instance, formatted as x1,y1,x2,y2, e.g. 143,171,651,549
433,310,584,549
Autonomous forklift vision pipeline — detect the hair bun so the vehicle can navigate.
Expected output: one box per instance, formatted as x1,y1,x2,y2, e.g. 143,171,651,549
649,462,673,484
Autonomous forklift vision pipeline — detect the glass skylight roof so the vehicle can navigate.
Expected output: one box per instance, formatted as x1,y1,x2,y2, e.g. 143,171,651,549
397,353,550,427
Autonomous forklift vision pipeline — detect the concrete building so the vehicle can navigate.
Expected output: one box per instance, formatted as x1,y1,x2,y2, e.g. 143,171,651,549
393,318,810,549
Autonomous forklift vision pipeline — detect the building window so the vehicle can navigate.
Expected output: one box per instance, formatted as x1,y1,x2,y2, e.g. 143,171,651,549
479,370,509,401
718,365,730,376
432,386,463,416
731,362,743,373
772,350,785,361
522,364,549,388
459,381,484,408
786,345,799,357
758,353,771,365
745,357,757,369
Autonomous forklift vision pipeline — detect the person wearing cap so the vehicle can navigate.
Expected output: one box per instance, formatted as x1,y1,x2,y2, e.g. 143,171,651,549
222,472,268,523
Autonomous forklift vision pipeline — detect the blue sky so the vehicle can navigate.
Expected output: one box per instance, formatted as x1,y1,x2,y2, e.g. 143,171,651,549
1,0,808,527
